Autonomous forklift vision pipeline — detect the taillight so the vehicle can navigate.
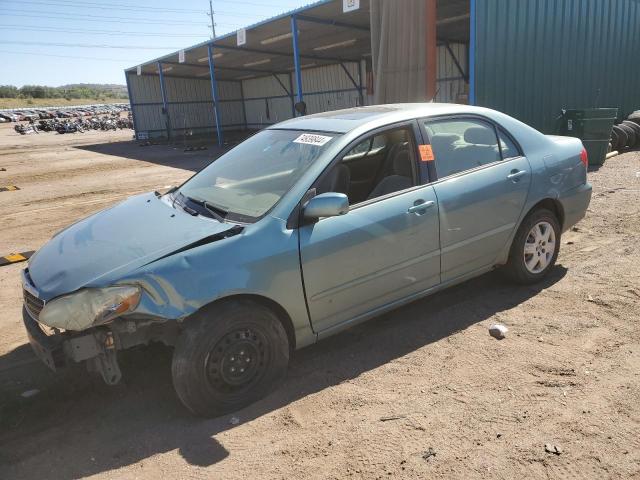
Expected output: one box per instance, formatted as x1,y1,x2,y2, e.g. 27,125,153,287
580,148,588,168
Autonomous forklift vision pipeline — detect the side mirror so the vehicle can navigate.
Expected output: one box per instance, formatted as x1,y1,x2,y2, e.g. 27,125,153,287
303,193,349,220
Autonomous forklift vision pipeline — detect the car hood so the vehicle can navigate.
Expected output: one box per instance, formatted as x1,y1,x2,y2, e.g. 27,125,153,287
28,192,236,301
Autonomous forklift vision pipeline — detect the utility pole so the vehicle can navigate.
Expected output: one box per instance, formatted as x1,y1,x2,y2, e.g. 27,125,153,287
209,0,217,39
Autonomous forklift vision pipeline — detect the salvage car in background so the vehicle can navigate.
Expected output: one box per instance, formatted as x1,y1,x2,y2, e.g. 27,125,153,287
21,104,592,416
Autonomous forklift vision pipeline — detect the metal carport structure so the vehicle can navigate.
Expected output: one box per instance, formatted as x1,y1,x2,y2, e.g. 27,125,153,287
128,0,640,145
125,0,471,145
125,1,372,145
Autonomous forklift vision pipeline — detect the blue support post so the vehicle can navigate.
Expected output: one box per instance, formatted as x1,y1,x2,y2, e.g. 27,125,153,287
157,61,171,139
469,0,477,106
207,44,224,146
357,60,364,106
291,15,303,109
287,74,296,118
125,72,140,139
239,80,248,130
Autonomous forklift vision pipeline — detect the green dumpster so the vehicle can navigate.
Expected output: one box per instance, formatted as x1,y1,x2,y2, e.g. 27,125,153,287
557,108,618,166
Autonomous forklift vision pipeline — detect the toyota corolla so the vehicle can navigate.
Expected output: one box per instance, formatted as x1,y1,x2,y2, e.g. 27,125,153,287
21,104,592,417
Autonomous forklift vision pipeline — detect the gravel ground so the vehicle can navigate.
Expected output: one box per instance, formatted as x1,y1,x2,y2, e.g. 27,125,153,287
0,123,638,479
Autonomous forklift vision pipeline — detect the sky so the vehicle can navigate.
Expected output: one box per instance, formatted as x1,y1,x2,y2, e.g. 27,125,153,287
0,0,314,87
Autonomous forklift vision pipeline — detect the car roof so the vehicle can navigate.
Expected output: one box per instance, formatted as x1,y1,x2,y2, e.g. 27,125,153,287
268,103,496,134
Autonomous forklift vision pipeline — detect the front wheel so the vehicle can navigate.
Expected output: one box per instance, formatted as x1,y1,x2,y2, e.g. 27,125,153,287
171,300,289,417
503,209,561,284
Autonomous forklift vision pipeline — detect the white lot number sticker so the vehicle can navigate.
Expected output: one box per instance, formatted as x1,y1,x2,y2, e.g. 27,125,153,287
343,0,359,12
237,28,247,46
293,133,333,147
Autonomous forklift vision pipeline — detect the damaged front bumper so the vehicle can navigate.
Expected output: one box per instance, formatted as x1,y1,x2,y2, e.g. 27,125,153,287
23,307,123,385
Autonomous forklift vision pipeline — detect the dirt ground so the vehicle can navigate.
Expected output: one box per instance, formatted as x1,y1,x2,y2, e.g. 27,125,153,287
0,122,638,479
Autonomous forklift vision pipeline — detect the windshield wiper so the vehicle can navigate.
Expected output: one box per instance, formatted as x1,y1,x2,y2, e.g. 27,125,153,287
173,192,199,216
186,196,229,222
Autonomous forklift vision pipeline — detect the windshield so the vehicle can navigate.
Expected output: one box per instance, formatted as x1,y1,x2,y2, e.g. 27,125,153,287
177,129,339,221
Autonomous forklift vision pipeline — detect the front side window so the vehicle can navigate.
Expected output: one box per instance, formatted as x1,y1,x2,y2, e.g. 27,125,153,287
178,129,340,221
424,118,501,178
317,126,417,205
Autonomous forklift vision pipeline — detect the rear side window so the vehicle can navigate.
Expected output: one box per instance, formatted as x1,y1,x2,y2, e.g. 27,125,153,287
423,119,501,178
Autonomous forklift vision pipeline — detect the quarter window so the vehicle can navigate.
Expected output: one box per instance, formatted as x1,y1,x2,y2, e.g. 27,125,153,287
424,119,501,178
498,129,520,159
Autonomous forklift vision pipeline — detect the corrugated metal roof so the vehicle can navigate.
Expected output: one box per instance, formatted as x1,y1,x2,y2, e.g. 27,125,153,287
127,0,372,82
128,0,470,83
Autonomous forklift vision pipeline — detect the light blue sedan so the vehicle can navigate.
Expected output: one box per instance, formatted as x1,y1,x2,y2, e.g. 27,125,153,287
21,104,592,416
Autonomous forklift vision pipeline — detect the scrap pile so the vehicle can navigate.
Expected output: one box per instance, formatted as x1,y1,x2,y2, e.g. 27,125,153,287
27,114,134,134
0,103,129,122
3,103,133,135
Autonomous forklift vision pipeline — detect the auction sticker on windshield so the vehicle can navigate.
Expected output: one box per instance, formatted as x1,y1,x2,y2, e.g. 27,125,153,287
293,133,333,146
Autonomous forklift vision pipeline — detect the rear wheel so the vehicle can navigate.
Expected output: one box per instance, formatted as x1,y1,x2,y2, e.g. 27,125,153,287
172,300,289,417
503,209,561,284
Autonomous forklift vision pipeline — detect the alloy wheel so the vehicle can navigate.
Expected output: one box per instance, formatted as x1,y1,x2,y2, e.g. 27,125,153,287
523,221,556,274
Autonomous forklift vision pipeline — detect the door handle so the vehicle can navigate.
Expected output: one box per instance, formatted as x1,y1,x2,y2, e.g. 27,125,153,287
407,200,435,214
507,169,528,181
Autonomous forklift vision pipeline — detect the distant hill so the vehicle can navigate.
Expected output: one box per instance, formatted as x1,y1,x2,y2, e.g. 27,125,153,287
0,84,128,100
59,84,128,96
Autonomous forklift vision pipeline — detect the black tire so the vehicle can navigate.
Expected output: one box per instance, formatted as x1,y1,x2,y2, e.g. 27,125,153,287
612,125,628,150
619,123,636,148
622,120,640,141
172,299,289,417
628,111,640,125
610,128,619,151
503,209,561,285
618,123,636,148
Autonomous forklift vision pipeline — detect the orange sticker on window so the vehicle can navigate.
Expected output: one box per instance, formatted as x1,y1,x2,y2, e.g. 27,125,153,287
419,144,435,162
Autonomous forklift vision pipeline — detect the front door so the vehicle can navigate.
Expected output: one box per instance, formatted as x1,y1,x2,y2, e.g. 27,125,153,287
299,123,441,334
422,116,532,282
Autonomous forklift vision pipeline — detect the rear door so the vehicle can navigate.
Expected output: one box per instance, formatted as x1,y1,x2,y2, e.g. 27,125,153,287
420,116,531,282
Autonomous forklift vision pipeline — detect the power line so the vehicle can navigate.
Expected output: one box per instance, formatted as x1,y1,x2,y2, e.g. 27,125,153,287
2,3,287,19
1,11,243,27
0,0,309,11
215,0,311,6
213,0,309,6
0,41,186,50
0,50,138,63
0,25,210,37
0,8,209,24
2,0,205,14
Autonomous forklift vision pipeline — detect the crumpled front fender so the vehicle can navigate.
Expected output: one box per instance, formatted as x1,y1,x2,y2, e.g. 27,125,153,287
116,217,317,349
